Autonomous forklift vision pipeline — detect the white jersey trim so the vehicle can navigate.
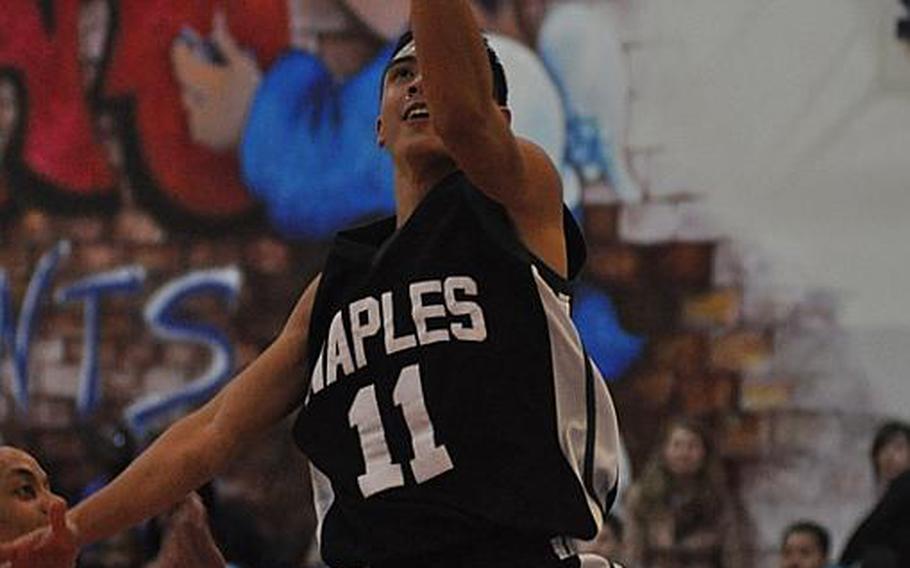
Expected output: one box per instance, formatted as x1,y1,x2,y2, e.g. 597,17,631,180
310,463,335,552
531,265,621,527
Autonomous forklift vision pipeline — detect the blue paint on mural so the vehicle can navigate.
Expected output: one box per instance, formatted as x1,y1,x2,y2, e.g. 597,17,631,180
0,241,71,411
56,266,147,417
241,46,396,241
0,242,243,432
126,268,243,437
572,282,644,381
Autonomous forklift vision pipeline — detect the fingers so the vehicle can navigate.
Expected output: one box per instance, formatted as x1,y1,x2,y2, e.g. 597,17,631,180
171,41,223,87
211,9,241,61
49,498,68,535
183,492,207,523
0,529,40,561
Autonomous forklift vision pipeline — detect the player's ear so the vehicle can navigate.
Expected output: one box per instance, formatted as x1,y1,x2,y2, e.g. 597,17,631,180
499,106,512,125
376,117,385,148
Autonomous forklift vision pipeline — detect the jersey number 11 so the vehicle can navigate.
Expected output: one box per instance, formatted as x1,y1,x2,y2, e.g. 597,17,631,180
348,364,454,497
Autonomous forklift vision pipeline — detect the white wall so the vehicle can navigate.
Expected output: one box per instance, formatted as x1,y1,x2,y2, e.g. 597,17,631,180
628,0,910,329
621,1,910,562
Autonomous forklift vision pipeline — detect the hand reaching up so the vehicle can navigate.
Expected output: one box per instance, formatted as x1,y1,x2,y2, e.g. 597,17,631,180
148,493,225,568
0,498,78,568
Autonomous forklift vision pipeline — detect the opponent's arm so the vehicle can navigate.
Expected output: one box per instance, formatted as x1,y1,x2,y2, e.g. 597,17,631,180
68,275,321,546
411,1,566,275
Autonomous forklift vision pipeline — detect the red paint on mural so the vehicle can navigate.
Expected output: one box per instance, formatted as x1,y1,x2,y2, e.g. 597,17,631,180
104,0,288,221
0,0,114,198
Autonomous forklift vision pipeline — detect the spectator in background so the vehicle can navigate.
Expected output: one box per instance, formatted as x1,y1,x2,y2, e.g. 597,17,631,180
624,417,747,568
780,521,832,568
840,420,910,568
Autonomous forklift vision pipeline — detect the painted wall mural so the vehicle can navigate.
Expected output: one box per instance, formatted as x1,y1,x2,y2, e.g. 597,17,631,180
0,0,641,428
0,1,729,566
1,241,241,435
2,2,906,567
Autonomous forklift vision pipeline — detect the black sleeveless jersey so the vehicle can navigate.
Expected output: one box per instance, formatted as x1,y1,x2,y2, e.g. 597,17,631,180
293,172,620,567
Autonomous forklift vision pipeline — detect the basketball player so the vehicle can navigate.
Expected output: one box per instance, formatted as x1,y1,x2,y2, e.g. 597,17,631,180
0,2,620,566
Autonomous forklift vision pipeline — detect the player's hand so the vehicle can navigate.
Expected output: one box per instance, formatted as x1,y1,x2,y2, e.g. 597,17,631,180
0,498,79,568
149,493,225,568
171,10,262,151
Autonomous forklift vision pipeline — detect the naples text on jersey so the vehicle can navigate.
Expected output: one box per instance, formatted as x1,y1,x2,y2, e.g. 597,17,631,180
307,276,488,397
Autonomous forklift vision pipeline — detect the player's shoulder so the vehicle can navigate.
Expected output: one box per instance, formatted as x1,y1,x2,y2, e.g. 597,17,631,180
517,138,560,186
513,137,563,212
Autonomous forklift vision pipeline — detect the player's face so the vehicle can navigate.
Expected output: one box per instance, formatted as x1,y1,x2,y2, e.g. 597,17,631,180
663,426,706,478
780,531,826,568
875,433,910,485
0,448,60,542
377,55,449,162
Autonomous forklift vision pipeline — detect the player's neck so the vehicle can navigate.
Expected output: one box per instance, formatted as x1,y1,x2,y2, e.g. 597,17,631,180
393,158,457,227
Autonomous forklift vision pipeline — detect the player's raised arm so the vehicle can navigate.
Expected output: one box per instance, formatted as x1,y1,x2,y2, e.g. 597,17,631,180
0,277,321,558
410,1,567,274
409,2,518,200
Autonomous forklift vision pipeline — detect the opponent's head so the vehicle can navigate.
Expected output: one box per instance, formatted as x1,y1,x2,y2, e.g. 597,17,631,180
376,30,508,157
0,446,63,542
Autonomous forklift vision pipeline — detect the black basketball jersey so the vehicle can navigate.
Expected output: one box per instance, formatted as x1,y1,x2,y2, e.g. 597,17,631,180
293,172,620,567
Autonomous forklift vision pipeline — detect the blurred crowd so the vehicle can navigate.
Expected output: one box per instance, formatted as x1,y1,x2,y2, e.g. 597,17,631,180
2,415,907,567
578,418,910,568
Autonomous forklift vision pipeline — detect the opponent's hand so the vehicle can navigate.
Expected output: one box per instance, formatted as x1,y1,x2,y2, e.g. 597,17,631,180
149,493,225,568
0,499,78,568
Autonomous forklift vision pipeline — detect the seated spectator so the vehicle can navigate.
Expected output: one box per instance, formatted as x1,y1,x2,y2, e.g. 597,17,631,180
780,520,831,568
624,417,747,568
840,420,910,568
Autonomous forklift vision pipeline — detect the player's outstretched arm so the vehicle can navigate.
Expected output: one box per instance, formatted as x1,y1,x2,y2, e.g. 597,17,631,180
0,277,321,565
67,275,320,546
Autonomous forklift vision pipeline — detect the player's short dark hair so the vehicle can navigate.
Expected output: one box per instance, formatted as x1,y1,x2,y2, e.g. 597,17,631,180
871,420,910,478
382,30,509,107
782,520,830,557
